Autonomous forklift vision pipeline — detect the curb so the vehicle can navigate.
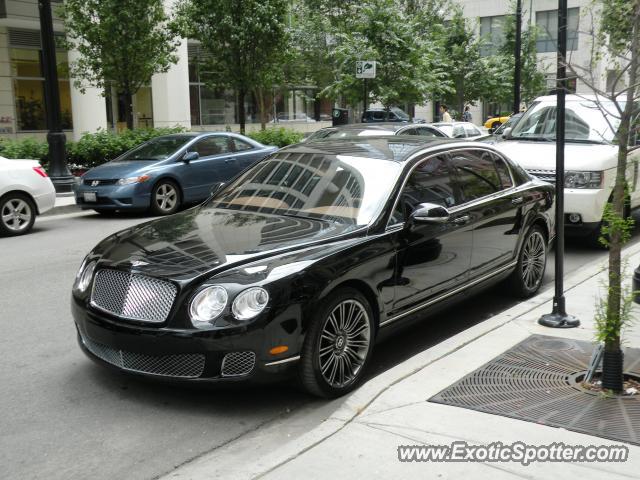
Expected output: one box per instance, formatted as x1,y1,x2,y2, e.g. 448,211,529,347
41,203,82,217
162,240,640,480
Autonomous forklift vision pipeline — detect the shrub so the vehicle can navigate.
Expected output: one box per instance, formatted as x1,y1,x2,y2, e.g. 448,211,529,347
247,127,304,148
67,126,186,168
0,137,49,165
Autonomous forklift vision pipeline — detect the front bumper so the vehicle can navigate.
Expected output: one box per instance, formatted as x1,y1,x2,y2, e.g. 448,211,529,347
72,298,301,384
74,183,151,210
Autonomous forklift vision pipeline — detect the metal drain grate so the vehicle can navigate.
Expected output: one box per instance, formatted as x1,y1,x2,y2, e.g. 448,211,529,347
430,335,640,445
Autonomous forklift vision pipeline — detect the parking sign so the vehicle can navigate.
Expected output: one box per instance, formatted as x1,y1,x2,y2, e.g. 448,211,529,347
356,61,376,79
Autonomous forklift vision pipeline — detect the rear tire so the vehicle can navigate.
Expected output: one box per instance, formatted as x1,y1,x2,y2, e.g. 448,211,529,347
0,192,36,236
298,288,375,398
508,225,547,298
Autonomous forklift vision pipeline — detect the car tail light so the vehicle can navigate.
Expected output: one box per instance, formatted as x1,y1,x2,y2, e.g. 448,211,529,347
33,166,48,178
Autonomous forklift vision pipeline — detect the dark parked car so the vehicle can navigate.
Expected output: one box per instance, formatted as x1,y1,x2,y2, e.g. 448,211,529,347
75,132,277,215
362,107,412,123
72,137,554,398
305,122,447,142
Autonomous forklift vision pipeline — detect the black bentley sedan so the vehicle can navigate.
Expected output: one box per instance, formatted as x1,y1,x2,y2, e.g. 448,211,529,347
72,137,554,398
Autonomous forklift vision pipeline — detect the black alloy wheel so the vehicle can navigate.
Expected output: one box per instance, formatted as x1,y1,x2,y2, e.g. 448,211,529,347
509,225,547,298
299,287,375,398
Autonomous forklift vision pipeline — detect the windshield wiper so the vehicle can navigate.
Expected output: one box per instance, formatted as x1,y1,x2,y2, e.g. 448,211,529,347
509,136,554,142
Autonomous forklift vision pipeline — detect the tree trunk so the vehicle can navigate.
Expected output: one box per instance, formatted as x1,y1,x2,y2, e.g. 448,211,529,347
124,90,134,130
256,88,267,131
601,4,640,392
238,87,246,135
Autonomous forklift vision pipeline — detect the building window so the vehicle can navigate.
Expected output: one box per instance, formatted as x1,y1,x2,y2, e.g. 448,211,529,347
479,15,505,57
10,47,73,131
536,8,579,53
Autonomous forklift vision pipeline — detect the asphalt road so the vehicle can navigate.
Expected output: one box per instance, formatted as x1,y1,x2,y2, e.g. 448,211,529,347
2,210,639,480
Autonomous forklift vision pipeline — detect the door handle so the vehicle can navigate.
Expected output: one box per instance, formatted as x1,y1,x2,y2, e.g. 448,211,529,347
223,157,236,163
452,215,470,225
511,196,524,205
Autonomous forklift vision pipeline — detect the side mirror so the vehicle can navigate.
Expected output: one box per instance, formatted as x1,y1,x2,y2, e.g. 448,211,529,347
209,182,224,196
502,127,513,139
488,127,495,134
183,151,199,163
410,203,450,224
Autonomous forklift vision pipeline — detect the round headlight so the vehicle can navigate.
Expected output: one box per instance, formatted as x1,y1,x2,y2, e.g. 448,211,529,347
232,287,269,321
190,286,228,324
74,260,97,293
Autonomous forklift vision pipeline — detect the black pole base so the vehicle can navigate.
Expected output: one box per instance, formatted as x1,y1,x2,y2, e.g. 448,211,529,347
538,311,580,328
50,176,76,194
601,349,624,392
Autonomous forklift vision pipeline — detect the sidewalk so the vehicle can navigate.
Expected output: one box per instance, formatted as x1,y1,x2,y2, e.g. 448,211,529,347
163,243,640,479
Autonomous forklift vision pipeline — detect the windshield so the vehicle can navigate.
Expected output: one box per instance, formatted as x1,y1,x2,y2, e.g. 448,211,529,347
391,107,410,120
494,113,523,135
118,135,193,161
207,151,402,226
307,128,395,141
509,100,620,143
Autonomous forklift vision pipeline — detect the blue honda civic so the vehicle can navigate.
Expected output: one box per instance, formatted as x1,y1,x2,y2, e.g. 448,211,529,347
75,132,278,215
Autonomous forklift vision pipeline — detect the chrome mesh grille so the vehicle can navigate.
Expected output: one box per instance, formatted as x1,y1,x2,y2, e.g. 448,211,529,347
81,334,205,378
91,269,177,323
526,169,556,183
221,351,256,377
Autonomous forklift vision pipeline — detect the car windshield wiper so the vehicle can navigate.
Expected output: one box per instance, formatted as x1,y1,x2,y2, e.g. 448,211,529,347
509,136,554,142
562,138,608,145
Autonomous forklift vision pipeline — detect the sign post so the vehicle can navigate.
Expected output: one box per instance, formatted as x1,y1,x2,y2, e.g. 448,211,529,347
356,61,376,112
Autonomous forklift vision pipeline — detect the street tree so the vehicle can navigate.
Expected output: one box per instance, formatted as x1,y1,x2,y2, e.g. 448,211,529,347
566,0,640,392
321,0,451,113
440,7,504,118
177,0,290,133
60,0,180,129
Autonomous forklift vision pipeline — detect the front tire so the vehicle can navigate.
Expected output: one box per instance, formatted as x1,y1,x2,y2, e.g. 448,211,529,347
0,193,36,236
298,288,375,398
150,180,180,216
508,225,547,298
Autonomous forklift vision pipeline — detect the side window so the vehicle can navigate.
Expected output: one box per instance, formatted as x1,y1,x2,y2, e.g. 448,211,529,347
464,125,481,137
389,155,456,225
372,111,385,121
192,136,230,157
232,138,254,152
401,128,417,135
416,127,437,137
452,125,465,138
451,151,501,202
493,155,514,189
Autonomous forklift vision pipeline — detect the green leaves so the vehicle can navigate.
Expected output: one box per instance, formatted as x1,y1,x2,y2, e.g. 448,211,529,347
247,128,304,148
59,0,180,96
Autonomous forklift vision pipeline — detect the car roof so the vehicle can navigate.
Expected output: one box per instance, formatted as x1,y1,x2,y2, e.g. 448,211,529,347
280,136,493,163
431,122,478,127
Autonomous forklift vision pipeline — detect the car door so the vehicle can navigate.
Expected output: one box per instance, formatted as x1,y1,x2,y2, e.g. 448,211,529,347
449,149,521,279
388,154,473,316
230,136,267,169
180,135,237,201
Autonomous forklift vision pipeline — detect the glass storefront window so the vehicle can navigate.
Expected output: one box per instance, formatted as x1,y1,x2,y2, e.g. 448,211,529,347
10,47,73,131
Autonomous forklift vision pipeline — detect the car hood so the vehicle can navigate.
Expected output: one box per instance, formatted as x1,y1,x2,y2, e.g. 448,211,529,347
495,141,618,171
83,160,161,180
92,207,362,282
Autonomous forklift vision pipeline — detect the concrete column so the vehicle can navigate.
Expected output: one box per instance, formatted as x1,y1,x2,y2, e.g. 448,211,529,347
151,37,191,129
68,48,108,140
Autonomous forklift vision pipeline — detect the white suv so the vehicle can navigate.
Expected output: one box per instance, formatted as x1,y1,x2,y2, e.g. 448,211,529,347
494,94,640,243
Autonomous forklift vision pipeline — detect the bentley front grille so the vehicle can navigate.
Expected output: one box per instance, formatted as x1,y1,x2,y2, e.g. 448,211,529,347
81,334,205,378
221,351,256,377
91,269,177,323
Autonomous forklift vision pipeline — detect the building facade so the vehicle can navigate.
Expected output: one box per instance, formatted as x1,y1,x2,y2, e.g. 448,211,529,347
0,0,331,142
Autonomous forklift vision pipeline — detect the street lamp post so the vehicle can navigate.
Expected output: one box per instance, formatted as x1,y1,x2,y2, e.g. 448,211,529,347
38,0,74,193
538,0,580,328
513,0,522,114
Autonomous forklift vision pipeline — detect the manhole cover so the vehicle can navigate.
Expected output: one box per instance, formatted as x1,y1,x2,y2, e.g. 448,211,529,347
430,335,640,445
